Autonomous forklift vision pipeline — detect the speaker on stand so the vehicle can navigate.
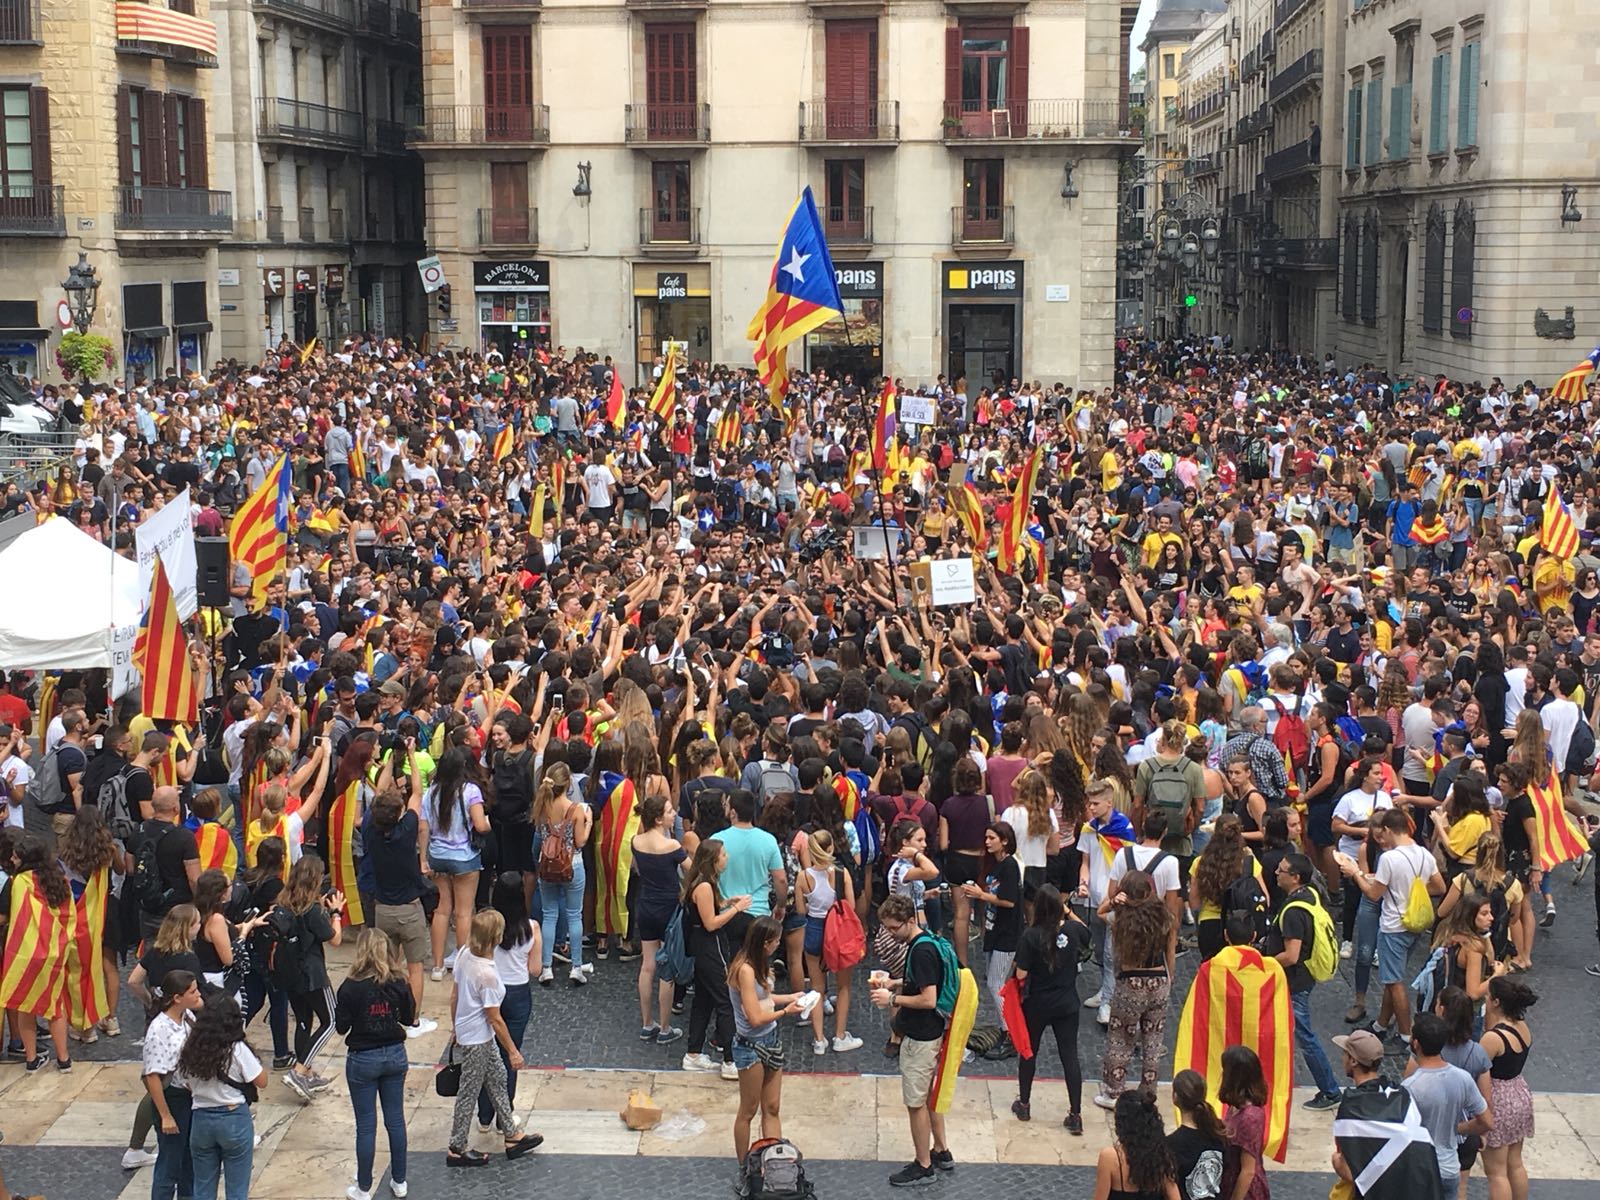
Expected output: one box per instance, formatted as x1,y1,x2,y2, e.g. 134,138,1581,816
195,537,231,610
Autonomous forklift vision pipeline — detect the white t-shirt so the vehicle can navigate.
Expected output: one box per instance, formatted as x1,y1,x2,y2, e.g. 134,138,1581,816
1331,787,1393,859
493,924,536,988
1,756,33,827
452,950,507,1046
1002,804,1058,870
1373,841,1438,934
1540,698,1581,768
1503,668,1529,724
583,464,616,508
177,1041,263,1109
1108,841,1182,900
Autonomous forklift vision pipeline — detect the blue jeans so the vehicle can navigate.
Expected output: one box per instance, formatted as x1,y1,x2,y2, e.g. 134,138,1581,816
346,1041,409,1192
539,857,586,970
188,1104,253,1200
240,971,290,1059
478,981,532,1124
1091,912,1114,1003
151,1086,192,1200
1291,988,1341,1097
1353,897,1380,996
330,462,351,492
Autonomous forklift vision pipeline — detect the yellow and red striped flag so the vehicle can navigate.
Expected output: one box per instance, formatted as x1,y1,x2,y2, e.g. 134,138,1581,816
605,366,626,431
326,780,366,926
998,447,1042,574
245,815,290,880
1549,346,1600,404
1409,513,1449,546
491,423,515,463
1173,944,1295,1163
527,482,547,538
870,379,896,471
136,561,199,725
593,774,639,937
0,871,72,1019
349,436,366,486
715,404,742,452
746,187,844,405
1529,770,1590,872
229,453,290,598
947,480,988,553
195,821,239,879
550,458,566,529
928,965,979,1115
1541,485,1581,561
833,772,860,821
66,867,110,1030
647,345,679,426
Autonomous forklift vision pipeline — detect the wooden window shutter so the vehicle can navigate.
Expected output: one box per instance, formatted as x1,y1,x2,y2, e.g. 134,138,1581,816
163,94,182,187
190,98,208,188
141,89,166,188
944,27,960,107
116,84,134,187
1010,25,1029,133
28,86,50,188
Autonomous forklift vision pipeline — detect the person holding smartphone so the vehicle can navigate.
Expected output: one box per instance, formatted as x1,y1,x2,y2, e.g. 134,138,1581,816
275,855,346,1102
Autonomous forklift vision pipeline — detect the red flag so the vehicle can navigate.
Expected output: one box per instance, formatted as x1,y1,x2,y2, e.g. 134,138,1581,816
140,560,199,724
1529,770,1589,871
870,380,896,471
998,448,1042,574
999,975,1033,1059
605,367,626,431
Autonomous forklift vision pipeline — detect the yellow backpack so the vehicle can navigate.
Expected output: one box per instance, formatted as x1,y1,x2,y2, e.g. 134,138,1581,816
1401,873,1435,933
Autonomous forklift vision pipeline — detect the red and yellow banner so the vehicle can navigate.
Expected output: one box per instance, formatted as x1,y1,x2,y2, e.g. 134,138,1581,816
929,964,978,1114
137,561,199,725
245,814,291,881
594,774,639,937
66,869,110,1030
115,2,218,56
0,873,72,1019
1529,770,1589,872
196,821,239,880
326,781,365,925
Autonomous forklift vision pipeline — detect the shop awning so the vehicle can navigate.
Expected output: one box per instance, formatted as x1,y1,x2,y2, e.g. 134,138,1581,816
174,322,214,335
125,326,170,338
0,327,49,339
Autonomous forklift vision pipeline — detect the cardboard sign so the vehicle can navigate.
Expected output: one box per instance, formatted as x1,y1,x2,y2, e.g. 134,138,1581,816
929,557,977,607
900,394,936,427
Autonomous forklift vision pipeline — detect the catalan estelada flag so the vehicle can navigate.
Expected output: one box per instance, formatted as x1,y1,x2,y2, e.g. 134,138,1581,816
1409,513,1449,546
746,186,844,406
715,404,742,452
136,561,199,725
1082,811,1136,869
832,772,861,821
229,452,291,597
1549,346,1600,404
195,820,239,879
998,447,1042,574
605,365,626,431
1173,944,1294,1163
1541,485,1581,561
947,480,987,553
870,380,896,471
928,961,979,1115
1529,770,1590,872
594,772,640,937
648,345,679,426
66,868,109,1030
326,780,365,925
245,814,291,880
0,871,72,1019
491,423,515,463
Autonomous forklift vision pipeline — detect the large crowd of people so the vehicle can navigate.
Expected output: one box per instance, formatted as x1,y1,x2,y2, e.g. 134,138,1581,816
0,334,1595,1200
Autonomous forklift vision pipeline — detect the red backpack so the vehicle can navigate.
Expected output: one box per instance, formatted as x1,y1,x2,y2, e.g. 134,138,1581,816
821,868,866,972
1271,691,1310,782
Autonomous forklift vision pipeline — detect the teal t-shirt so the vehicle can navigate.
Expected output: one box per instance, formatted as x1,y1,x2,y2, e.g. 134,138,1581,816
712,824,784,917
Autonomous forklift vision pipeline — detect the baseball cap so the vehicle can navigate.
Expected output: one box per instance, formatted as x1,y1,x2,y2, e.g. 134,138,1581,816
1333,1029,1384,1067
379,680,407,698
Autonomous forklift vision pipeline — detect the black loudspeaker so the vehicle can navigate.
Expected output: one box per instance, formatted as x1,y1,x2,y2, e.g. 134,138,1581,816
196,537,231,608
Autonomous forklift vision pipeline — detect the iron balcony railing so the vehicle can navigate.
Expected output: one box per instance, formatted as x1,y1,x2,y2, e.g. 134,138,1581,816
0,185,65,235
1270,236,1339,269
258,97,364,148
624,102,710,144
797,100,899,143
255,0,358,32
116,185,233,233
941,99,1127,140
639,206,701,245
1275,0,1310,28
369,117,408,154
1269,49,1323,104
478,208,539,246
822,205,872,245
0,0,41,43
1263,137,1317,180
460,0,541,9
408,104,550,144
952,204,1015,245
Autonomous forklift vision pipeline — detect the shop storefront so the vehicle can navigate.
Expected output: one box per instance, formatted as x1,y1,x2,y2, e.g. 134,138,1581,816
0,301,48,379
806,261,883,386
122,283,167,383
172,281,211,377
292,268,318,344
942,261,1024,389
633,264,710,383
263,268,287,350
474,260,551,357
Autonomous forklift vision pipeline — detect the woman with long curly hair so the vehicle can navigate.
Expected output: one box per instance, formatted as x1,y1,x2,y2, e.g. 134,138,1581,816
1376,661,1413,745
1092,1088,1180,1199
174,993,266,1200
2,837,73,1070
1094,870,1174,1107
59,805,120,1044
1062,691,1101,774
1003,768,1060,908
1188,814,1254,961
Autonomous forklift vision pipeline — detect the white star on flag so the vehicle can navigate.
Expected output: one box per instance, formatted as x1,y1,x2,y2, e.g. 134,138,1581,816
782,247,810,284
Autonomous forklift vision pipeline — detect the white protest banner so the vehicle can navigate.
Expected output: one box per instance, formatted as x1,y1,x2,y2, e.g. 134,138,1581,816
899,394,936,427
929,557,977,607
135,486,197,619
109,623,141,701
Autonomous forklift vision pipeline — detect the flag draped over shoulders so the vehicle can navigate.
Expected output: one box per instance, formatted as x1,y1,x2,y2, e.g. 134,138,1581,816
66,867,110,1029
929,965,978,1114
195,820,239,879
326,781,365,925
594,772,640,937
1333,1084,1446,1200
0,872,73,1019
1173,944,1294,1163
1529,770,1589,871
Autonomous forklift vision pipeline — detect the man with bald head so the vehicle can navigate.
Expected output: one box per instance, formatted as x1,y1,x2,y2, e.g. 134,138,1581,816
136,785,201,941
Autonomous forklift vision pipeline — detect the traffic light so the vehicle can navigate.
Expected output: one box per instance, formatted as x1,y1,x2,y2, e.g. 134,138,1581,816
438,283,451,317
1184,293,1198,308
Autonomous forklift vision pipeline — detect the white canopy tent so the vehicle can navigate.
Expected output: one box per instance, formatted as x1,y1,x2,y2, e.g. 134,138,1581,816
0,519,143,670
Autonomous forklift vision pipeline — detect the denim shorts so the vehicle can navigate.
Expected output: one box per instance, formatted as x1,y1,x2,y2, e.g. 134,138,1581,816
732,1027,779,1072
782,910,807,935
1377,928,1422,985
428,851,483,875
803,915,826,958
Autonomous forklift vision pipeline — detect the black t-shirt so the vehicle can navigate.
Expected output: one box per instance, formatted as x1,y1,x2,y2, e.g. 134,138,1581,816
140,946,203,1003
1013,920,1086,1014
366,809,426,905
141,819,199,906
1501,791,1535,859
1324,627,1361,664
897,936,946,1042
983,855,1024,954
489,749,535,826
1168,1125,1227,1200
124,765,154,817
47,743,88,813
1273,887,1317,993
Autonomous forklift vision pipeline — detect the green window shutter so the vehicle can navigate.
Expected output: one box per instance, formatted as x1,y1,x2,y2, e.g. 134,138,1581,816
1389,83,1410,160
1458,43,1479,148
1347,87,1362,167
1365,79,1383,165
1429,52,1450,154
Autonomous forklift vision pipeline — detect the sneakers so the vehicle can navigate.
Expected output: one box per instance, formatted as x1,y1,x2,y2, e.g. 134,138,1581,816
23,1056,45,1073
720,1062,740,1081
539,968,555,986
348,1187,373,1200
617,945,642,963
443,949,460,970
121,1147,158,1170
1011,1099,1031,1121
1344,1003,1367,1025
304,1072,335,1093
930,1149,954,1173
1540,905,1556,928
681,1052,717,1072
812,1038,829,1055
655,1026,683,1046
389,1182,408,1198
832,1033,863,1052
823,994,835,1015
54,1056,71,1072
405,1017,439,1039
1303,1091,1343,1112
888,1161,936,1188
273,1054,295,1070
1097,1003,1111,1026
1083,990,1104,1009
569,968,589,987
100,1016,121,1038
1064,1112,1084,1136
1092,1090,1119,1110
594,943,610,960
429,968,445,983
1587,962,1600,978
639,1025,660,1041
68,1025,98,1045
283,1071,314,1102
1339,940,1354,961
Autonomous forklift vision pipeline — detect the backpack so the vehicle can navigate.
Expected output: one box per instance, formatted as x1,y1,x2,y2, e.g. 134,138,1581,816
24,745,67,815
1333,714,1368,762
821,868,866,972
96,767,141,843
892,712,937,772
760,633,794,670
537,818,575,884
1402,872,1435,933
852,805,881,866
1280,894,1338,982
128,823,179,913
1411,945,1451,1015
265,906,312,992
1224,869,1272,944
742,1138,814,1199
1142,758,1195,834
654,906,695,984
910,931,962,1018
756,761,797,806
1566,717,1596,778
889,793,932,831
1270,695,1310,778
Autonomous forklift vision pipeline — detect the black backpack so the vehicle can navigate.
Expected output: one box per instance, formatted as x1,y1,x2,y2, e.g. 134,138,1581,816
1566,718,1596,778
1224,868,1272,944
96,767,142,843
129,823,179,913
265,906,311,992
742,1138,814,1199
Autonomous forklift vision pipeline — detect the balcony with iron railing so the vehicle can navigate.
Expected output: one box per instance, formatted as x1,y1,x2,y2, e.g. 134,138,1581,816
624,103,710,144
407,105,550,146
952,204,1015,246
0,185,65,236
0,0,41,43
1238,105,1271,141
822,205,873,247
798,100,899,144
258,97,364,149
115,0,219,67
1263,137,1317,180
1241,50,1259,80
1184,93,1226,124
1275,0,1310,28
115,185,232,234
941,99,1128,141
390,6,419,42
1269,49,1323,105
1269,236,1339,270
478,207,539,247
639,206,701,247
1184,155,1218,178
254,0,358,34
1260,29,1275,60
368,117,409,155
460,0,541,12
